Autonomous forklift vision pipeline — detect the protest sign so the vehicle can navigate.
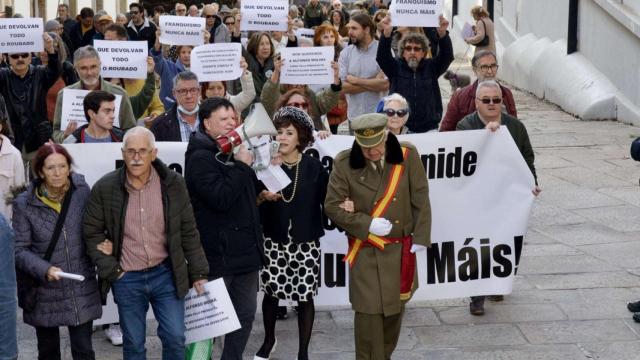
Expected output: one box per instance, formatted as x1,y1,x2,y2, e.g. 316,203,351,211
190,43,243,82
184,279,241,344
0,18,44,53
94,40,147,80
159,15,205,46
389,0,444,27
280,46,334,85
60,89,122,130
66,129,534,310
295,28,315,39
461,22,475,39
240,0,288,31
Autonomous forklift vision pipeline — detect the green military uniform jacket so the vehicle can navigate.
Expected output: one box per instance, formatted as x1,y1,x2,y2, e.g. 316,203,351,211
324,134,431,316
52,78,137,143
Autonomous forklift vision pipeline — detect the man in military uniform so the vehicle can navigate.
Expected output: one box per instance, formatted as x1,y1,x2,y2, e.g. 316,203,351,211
324,113,431,360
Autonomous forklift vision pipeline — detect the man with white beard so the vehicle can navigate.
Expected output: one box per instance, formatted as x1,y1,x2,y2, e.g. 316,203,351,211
376,14,454,133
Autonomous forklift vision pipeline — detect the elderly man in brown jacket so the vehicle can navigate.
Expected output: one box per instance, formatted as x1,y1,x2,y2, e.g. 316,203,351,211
325,113,431,360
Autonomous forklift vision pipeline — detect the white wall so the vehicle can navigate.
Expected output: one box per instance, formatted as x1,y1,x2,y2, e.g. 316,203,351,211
623,0,640,15
517,0,568,41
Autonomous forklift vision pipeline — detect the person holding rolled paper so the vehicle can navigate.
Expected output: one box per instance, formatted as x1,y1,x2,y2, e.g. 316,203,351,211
324,113,431,360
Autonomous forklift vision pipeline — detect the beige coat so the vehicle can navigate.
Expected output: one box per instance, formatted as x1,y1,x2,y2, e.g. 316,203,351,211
324,140,431,316
467,17,496,55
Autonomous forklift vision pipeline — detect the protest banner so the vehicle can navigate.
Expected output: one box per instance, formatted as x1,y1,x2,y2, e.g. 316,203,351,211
0,18,44,53
190,43,243,82
184,279,241,344
295,28,315,40
240,0,288,32
159,15,205,46
60,89,122,130
66,129,534,313
389,0,444,27
280,46,334,85
94,40,148,80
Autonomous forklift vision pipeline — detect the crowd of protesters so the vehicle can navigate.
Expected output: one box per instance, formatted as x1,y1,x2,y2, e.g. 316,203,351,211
0,2,552,360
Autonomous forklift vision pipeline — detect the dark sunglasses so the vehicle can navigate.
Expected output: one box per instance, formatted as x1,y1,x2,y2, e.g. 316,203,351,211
287,102,309,109
10,53,30,60
403,45,423,52
383,108,408,117
225,21,235,25
130,10,140,15
477,97,502,104
205,15,216,19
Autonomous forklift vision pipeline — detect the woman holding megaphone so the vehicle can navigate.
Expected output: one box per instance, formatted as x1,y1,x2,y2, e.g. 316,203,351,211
254,107,329,360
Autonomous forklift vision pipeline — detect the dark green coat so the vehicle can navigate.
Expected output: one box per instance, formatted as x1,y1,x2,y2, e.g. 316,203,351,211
457,111,537,183
325,134,431,315
83,159,209,302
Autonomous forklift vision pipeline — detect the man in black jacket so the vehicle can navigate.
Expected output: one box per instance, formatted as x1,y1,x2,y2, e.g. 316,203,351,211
185,97,263,360
69,8,96,56
0,33,59,161
376,14,454,133
127,3,157,50
151,71,201,142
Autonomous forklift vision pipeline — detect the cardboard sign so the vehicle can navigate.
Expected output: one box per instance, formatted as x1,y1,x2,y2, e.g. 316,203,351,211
184,279,241,344
240,0,288,31
159,15,205,46
95,40,147,80
60,89,122,130
190,43,243,82
389,0,444,27
280,46,334,85
0,18,44,53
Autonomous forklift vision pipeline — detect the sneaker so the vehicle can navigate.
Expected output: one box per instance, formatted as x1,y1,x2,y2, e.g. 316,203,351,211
469,297,485,316
487,295,504,302
104,324,123,346
627,300,640,313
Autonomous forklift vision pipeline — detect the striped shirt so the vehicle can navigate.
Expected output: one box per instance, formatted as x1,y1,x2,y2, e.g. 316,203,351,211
177,111,200,142
120,167,168,271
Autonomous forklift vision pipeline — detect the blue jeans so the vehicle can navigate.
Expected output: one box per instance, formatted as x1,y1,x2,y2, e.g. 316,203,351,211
220,271,258,360
0,214,17,360
112,262,185,360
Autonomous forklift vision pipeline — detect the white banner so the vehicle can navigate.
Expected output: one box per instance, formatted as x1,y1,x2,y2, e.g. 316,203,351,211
190,43,243,82
94,40,147,80
294,28,315,39
0,18,44,53
184,279,241,344
389,0,444,27
240,0,288,32
280,46,334,85
159,16,205,46
65,129,534,311
60,89,122,130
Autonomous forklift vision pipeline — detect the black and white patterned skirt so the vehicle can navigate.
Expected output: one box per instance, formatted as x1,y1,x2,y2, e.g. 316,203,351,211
260,238,321,302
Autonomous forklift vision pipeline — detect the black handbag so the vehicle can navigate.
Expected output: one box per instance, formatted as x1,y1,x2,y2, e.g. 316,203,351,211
473,19,490,47
16,183,74,312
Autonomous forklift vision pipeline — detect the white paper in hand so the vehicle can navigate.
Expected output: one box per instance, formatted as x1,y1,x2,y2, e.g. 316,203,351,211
184,279,241,344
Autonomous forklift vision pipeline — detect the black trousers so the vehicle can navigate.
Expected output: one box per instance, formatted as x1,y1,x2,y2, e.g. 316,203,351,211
35,321,95,360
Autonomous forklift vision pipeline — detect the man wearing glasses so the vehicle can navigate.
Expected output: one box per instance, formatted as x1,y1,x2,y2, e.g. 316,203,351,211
457,79,541,314
376,14,453,133
440,50,517,131
84,126,209,359
0,33,59,162
127,2,157,49
151,71,202,141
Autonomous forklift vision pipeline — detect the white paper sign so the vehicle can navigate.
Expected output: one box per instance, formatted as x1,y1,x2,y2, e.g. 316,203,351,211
190,43,243,82
295,28,315,39
241,0,288,31
94,40,147,80
0,18,44,53
159,15,205,46
280,46,334,85
461,22,475,39
184,279,241,344
389,0,444,27
60,89,122,130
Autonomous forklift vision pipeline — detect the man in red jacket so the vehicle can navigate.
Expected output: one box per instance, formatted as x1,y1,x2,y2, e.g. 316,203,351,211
439,50,517,131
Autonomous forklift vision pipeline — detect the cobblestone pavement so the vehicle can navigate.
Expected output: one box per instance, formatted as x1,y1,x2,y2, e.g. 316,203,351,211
17,61,640,359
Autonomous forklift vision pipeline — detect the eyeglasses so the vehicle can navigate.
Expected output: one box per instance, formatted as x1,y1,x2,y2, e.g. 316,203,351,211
477,97,502,104
177,9,186,13
225,21,235,25
204,15,216,19
123,148,152,158
10,53,30,59
130,10,140,15
403,45,423,53
175,88,200,96
477,64,499,72
287,102,309,110
383,108,408,117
